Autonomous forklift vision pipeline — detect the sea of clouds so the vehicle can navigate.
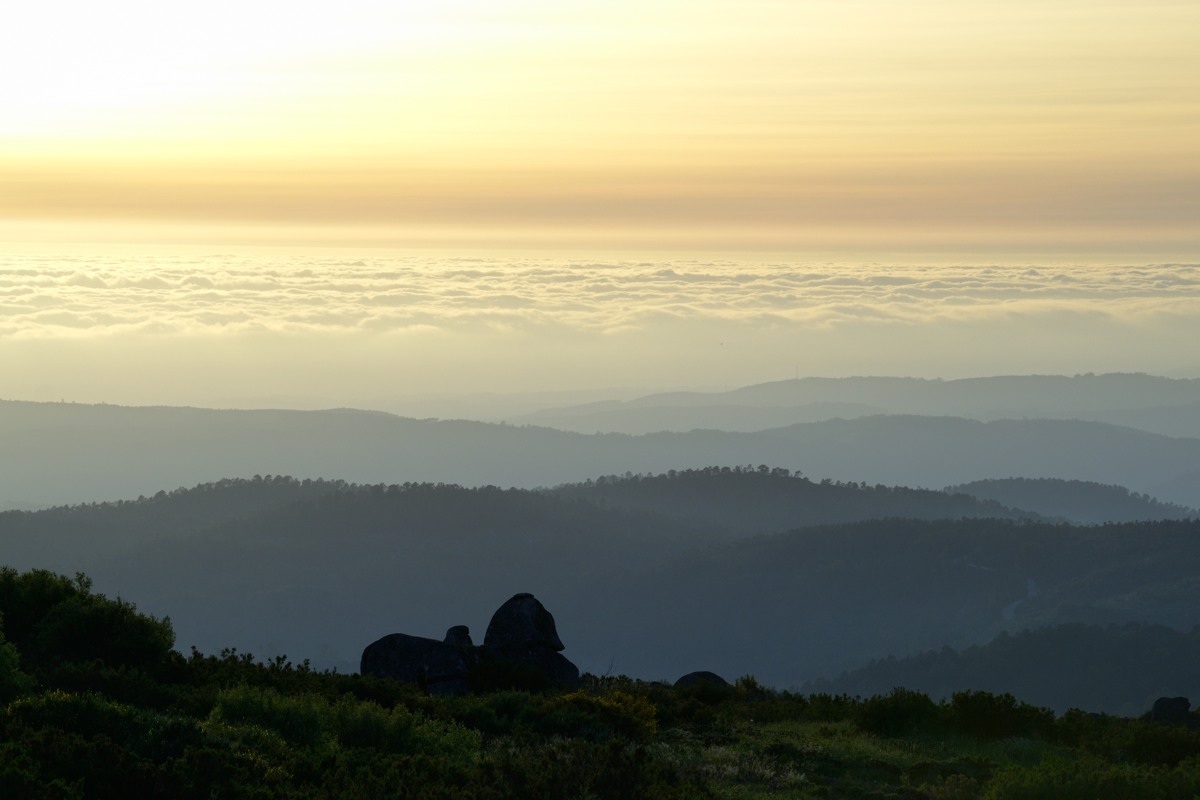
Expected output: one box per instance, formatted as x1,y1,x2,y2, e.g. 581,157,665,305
4,254,1200,337
3,254,1199,408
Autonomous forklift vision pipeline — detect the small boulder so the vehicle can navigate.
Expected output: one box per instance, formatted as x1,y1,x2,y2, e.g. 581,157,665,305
1151,696,1191,725
674,671,729,688
444,625,473,648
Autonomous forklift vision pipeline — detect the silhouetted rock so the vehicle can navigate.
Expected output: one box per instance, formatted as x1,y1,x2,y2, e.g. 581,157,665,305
1150,696,1191,724
484,593,565,651
444,625,473,648
484,645,581,688
483,593,579,687
361,593,579,692
674,671,729,688
360,633,474,695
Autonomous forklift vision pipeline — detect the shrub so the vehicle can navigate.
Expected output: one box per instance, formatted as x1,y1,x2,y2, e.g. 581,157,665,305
857,687,940,737
949,691,1054,740
540,690,659,741
0,568,87,649
209,685,334,749
0,621,33,703
27,594,174,674
985,757,1200,799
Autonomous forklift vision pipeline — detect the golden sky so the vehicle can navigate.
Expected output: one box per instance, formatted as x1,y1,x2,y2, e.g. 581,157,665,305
2,0,1198,254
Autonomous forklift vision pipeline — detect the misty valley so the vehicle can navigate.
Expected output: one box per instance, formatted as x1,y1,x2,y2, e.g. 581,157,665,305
5,373,1200,798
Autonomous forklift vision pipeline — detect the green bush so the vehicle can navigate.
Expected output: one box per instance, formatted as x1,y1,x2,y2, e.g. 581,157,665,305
0,620,34,703
28,594,174,674
857,687,940,737
6,690,140,742
210,684,481,763
540,689,659,741
479,737,711,800
210,685,340,749
0,568,173,676
0,568,87,648
985,757,1200,799
949,691,1054,740
0,691,208,799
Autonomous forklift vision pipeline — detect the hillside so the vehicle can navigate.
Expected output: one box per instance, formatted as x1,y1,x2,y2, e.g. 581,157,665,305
805,623,1200,715
0,470,1036,675
947,477,1198,524
599,516,1200,686
5,475,1200,688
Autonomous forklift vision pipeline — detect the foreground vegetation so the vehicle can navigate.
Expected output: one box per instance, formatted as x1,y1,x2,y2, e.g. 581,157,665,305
3,566,1199,799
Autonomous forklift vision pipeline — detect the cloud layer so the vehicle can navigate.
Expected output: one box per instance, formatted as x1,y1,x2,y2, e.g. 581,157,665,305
3,255,1199,406
4,255,1200,337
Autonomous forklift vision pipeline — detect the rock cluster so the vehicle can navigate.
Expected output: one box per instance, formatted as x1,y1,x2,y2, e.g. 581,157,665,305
360,593,580,693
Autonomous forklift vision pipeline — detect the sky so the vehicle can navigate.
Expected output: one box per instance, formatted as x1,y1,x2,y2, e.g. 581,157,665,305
1,1,1198,406
3,0,1197,254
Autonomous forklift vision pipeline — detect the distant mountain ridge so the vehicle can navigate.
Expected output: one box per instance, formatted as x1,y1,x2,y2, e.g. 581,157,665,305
4,398,1200,508
512,372,1200,437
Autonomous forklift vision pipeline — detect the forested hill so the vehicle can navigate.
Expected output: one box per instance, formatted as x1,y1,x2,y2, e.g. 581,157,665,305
947,477,1199,524
548,466,1039,536
0,477,357,555
5,474,1200,691
804,623,1200,716
0,468,1037,565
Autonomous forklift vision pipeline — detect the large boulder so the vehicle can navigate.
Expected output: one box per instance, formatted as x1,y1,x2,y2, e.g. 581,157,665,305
483,593,579,687
484,593,565,651
360,632,474,695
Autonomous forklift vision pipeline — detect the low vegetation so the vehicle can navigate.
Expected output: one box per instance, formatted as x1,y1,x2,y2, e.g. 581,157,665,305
3,566,1199,798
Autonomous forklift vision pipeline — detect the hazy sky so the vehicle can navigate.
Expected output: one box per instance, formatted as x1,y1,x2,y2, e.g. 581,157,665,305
2,0,1197,254
2,2,1198,407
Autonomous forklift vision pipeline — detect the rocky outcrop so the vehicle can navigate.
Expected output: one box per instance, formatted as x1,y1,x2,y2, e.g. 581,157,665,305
360,593,579,693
